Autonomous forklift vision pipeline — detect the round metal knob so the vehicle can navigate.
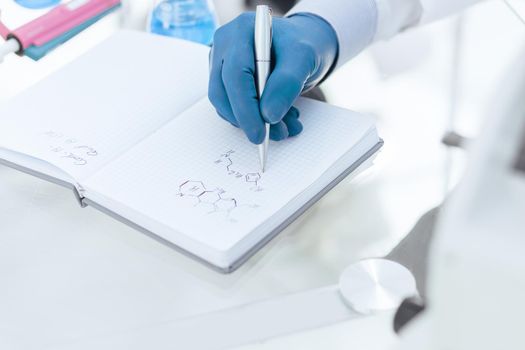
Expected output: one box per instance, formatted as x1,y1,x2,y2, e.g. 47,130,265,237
339,259,418,314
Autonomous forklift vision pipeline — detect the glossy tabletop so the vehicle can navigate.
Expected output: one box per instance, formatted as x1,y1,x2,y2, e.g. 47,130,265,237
0,1,523,349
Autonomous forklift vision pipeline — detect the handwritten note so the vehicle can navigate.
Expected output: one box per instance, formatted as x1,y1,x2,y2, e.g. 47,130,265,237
214,150,264,192
41,131,99,166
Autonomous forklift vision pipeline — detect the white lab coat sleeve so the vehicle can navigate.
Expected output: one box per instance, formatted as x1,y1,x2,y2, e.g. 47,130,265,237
287,0,379,69
287,0,484,68
417,0,485,25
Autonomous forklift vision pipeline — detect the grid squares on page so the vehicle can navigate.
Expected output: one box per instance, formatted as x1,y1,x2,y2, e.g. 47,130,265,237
84,97,374,243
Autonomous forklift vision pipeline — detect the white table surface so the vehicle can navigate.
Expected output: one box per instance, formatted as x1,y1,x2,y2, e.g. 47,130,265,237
0,1,523,349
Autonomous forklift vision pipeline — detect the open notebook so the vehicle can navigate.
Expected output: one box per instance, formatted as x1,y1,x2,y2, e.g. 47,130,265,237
0,31,382,272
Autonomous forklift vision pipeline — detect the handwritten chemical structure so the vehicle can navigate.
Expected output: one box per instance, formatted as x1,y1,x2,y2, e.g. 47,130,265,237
176,180,259,222
214,150,263,192
42,131,99,166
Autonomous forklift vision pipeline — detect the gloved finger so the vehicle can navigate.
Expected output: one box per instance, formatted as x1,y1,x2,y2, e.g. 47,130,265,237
222,51,266,144
208,50,238,126
216,109,239,127
282,106,303,137
269,121,289,141
260,45,312,124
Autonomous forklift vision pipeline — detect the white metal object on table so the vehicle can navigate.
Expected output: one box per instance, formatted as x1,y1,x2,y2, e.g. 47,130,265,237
339,259,418,314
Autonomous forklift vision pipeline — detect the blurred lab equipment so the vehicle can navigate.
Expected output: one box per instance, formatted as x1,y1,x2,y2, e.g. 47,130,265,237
339,259,417,314
14,0,61,9
148,0,217,45
0,0,121,62
394,47,525,349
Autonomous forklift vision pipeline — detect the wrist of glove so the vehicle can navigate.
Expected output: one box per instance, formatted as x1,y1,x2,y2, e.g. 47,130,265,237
208,11,339,144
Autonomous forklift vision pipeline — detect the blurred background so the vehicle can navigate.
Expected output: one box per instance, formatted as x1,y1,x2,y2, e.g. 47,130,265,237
0,0,524,348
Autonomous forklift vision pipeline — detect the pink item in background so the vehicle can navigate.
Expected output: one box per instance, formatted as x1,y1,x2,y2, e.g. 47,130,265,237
3,0,120,49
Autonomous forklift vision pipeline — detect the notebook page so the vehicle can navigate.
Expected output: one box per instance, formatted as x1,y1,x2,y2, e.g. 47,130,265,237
0,31,209,182
82,97,377,255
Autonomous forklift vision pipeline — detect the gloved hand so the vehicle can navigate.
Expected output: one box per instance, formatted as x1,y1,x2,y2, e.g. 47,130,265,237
208,12,338,144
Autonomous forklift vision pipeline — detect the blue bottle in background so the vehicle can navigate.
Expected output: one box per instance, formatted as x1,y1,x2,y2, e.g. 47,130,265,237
149,0,217,46
14,0,61,9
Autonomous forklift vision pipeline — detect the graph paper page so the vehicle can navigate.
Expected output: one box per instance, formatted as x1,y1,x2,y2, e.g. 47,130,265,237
83,97,378,254
0,31,210,182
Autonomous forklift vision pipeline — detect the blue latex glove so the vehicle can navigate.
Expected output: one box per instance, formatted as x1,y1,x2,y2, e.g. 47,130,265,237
208,12,338,144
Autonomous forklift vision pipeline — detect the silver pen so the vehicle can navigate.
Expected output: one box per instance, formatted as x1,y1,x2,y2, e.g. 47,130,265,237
255,5,272,173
